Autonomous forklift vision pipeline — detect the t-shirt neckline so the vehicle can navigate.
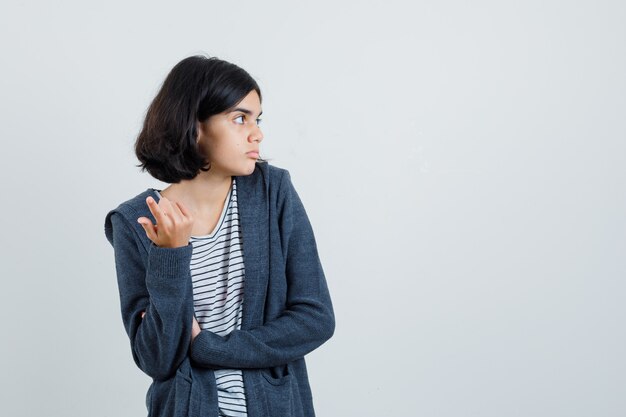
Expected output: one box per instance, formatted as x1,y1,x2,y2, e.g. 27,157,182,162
148,178,234,240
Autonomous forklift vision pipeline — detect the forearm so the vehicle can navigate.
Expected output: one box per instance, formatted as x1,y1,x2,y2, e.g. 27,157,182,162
132,244,195,380
189,295,334,369
110,212,195,380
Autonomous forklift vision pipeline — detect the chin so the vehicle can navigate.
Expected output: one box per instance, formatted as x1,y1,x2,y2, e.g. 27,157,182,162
244,162,257,175
234,162,257,176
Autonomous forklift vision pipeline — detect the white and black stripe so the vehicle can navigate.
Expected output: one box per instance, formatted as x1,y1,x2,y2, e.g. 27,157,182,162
157,178,248,416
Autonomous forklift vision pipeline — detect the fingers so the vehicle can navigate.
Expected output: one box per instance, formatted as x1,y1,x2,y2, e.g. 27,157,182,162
159,196,185,223
158,196,175,215
160,197,194,225
145,195,182,225
140,195,193,248
145,196,167,226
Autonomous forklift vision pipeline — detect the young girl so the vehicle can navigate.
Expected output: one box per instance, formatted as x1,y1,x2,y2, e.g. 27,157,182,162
104,55,335,417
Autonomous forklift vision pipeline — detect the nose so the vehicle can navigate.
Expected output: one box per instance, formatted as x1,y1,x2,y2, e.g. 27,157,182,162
249,124,264,143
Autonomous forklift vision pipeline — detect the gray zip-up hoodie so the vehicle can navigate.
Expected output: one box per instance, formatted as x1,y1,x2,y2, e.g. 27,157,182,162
104,161,335,417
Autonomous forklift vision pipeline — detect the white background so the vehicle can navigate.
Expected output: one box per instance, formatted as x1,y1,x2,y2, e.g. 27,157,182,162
1,1,624,416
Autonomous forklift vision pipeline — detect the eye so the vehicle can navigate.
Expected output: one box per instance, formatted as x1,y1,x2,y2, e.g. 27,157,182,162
234,115,262,126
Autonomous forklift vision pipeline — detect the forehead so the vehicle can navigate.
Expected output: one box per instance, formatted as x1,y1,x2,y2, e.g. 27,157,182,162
227,90,262,115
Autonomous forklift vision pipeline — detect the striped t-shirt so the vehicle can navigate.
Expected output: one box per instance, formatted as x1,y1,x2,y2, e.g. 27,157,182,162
155,177,247,416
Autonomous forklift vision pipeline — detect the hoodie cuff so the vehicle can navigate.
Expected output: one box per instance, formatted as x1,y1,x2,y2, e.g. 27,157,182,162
145,242,193,294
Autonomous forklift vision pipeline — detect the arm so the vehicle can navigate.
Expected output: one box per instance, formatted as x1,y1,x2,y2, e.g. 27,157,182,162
108,212,195,381
189,170,335,369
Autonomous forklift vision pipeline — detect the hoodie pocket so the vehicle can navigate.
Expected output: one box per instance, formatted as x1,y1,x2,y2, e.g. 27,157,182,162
147,369,192,417
261,364,304,417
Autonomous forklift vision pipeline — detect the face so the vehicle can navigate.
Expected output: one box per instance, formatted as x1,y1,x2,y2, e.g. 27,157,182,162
196,89,264,177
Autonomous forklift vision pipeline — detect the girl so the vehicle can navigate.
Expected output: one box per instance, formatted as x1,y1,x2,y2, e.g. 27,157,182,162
104,55,335,417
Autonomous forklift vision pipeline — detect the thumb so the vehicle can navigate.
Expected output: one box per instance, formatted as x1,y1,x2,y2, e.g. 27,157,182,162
137,217,157,242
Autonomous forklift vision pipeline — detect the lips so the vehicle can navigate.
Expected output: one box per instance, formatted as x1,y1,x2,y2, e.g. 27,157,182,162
247,151,259,159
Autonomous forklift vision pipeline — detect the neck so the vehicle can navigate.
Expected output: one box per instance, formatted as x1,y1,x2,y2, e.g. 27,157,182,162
161,169,233,213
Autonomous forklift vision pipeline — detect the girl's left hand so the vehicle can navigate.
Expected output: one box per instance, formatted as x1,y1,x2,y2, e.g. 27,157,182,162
191,316,201,342
141,310,201,343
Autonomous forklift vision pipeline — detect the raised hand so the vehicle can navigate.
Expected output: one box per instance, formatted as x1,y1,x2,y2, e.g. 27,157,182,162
137,195,194,248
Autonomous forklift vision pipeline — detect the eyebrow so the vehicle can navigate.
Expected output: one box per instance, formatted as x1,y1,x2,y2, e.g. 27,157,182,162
230,107,263,117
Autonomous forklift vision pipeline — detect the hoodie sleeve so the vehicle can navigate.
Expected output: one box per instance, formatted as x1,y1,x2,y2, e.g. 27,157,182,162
189,170,335,369
105,210,195,381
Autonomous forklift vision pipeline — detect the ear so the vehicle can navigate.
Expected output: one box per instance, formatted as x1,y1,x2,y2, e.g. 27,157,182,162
196,120,203,144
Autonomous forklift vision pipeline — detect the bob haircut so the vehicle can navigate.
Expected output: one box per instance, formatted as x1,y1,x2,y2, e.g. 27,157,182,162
135,55,266,183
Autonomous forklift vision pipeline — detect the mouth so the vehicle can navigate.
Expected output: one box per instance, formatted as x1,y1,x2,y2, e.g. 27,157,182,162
246,151,259,159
